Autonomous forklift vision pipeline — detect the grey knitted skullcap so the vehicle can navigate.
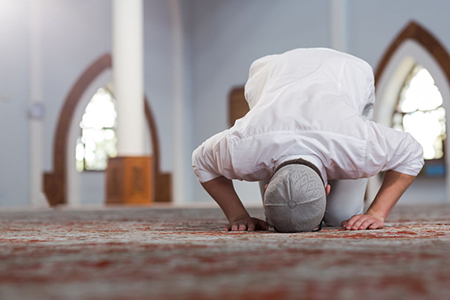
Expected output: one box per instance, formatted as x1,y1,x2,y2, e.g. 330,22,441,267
264,164,326,233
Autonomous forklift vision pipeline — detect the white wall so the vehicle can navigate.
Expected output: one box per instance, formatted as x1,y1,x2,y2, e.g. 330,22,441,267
0,1,30,206
347,0,450,67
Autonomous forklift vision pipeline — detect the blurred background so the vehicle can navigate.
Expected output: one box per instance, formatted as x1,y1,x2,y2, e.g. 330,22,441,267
0,0,449,208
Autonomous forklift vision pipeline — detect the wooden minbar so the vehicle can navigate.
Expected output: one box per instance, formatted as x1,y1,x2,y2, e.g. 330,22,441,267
105,156,153,205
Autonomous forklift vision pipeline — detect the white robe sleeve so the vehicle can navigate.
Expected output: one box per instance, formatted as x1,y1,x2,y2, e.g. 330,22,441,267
191,130,232,183
362,121,424,177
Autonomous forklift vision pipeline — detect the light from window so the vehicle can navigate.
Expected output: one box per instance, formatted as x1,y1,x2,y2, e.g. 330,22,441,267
76,87,117,172
392,65,446,160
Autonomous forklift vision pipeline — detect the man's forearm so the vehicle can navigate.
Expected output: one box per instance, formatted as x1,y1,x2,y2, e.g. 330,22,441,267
342,170,416,230
201,176,249,222
366,170,416,221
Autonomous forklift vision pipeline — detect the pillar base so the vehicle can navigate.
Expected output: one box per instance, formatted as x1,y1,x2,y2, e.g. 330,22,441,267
105,156,153,205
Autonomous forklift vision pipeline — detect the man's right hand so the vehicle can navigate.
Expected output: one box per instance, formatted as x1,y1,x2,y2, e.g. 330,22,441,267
341,213,384,230
224,216,269,232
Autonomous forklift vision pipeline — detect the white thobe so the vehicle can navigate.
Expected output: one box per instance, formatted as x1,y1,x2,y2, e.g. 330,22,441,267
192,48,424,187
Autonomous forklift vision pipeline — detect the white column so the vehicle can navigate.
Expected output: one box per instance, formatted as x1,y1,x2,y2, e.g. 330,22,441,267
112,0,145,155
28,0,48,207
330,0,348,52
168,0,185,205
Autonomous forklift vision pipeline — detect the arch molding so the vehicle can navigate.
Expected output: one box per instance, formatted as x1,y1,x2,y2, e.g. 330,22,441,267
43,54,171,205
375,21,450,85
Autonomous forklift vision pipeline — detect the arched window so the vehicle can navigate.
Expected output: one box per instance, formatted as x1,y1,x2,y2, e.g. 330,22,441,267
75,87,117,172
392,65,446,176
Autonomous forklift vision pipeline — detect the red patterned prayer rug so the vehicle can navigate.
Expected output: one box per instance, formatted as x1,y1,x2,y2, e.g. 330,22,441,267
0,204,449,300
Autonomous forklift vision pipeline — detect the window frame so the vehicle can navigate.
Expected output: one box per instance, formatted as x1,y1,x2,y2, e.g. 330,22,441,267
76,87,118,173
392,64,446,177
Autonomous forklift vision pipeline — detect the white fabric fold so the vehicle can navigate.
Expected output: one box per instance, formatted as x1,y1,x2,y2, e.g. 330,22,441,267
192,48,424,184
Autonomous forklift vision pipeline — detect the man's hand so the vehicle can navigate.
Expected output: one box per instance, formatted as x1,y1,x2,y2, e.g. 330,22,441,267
224,216,269,232
341,170,415,231
341,214,384,230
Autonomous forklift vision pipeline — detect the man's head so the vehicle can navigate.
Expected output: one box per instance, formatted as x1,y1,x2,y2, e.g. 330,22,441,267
264,163,326,232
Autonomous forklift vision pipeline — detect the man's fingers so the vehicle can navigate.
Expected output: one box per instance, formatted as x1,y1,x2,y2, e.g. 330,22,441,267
342,214,384,230
359,219,374,230
345,216,359,228
226,218,270,232
351,219,364,230
345,215,362,229
369,220,384,229
228,223,248,232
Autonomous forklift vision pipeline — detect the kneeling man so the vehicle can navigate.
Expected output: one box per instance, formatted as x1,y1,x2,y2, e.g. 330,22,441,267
192,48,424,232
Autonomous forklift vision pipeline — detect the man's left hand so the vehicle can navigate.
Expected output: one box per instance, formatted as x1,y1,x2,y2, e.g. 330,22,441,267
341,214,384,230
224,216,269,232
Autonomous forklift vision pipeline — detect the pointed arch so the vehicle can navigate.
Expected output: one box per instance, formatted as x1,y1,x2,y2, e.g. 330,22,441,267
375,21,450,85
44,54,171,206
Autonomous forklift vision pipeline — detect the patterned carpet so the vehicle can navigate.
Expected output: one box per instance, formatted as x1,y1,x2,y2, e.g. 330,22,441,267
0,204,449,300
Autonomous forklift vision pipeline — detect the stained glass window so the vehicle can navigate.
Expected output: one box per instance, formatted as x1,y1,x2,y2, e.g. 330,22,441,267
392,65,446,161
76,87,117,172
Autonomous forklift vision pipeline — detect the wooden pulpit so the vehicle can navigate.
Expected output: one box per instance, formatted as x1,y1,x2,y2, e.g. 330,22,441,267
105,156,153,205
